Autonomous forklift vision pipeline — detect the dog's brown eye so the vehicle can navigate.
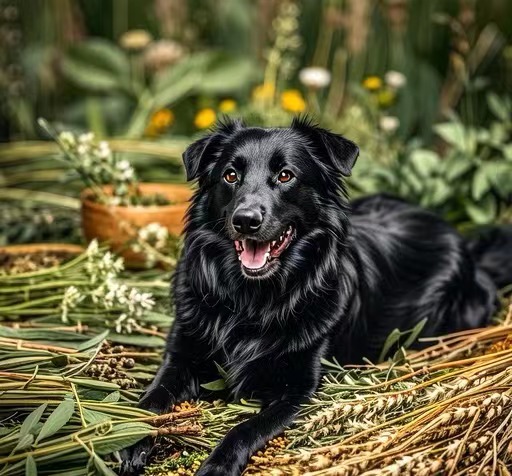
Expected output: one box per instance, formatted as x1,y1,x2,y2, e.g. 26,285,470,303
278,170,294,183
224,169,238,184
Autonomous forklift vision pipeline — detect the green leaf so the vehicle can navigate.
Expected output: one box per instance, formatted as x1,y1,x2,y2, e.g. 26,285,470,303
444,155,473,180
108,333,165,347
14,433,34,452
152,52,214,108
465,198,497,224
200,379,226,391
83,409,110,425
434,122,475,153
214,362,228,379
92,422,153,455
61,39,130,93
503,144,512,161
487,92,509,121
196,55,255,94
378,328,402,363
35,398,74,444
102,391,121,403
93,455,117,476
472,167,490,200
20,404,47,439
409,149,440,178
428,179,451,206
76,330,109,352
25,455,37,476
401,318,428,350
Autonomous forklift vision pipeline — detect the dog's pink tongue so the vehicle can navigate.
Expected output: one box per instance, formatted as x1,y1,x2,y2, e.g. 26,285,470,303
240,240,269,269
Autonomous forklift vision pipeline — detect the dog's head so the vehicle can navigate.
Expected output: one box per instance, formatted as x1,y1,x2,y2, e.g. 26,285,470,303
182,117,359,280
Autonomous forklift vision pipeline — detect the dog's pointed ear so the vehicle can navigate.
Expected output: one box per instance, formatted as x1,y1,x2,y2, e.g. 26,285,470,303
291,116,359,176
183,118,245,181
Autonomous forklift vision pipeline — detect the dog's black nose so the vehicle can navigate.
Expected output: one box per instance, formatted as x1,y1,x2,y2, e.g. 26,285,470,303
232,209,263,234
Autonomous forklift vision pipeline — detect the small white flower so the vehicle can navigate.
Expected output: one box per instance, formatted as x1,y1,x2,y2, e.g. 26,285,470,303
97,141,111,160
77,144,89,156
78,132,94,144
61,286,83,322
121,168,135,181
116,160,130,170
86,239,100,257
384,70,406,89
299,67,331,89
59,131,75,148
379,115,400,133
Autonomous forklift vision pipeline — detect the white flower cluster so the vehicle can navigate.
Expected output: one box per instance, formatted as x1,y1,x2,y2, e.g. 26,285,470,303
137,223,169,250
57,130,138,205
131,222,170,267
60,241,156,333
85,240,124,284
60,286,84,323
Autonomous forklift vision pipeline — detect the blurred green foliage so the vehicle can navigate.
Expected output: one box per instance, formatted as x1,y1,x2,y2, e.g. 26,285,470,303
1,0,512,228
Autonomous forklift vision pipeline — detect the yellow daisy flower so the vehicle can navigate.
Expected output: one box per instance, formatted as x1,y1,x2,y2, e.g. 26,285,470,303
252,83,275,102
280,89,306,113
362,76,382,91
194,108,217,129
145,108,174,137
219,99,237,113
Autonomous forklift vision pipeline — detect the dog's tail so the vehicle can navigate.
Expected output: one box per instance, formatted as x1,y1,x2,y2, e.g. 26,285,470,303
466,226,512,289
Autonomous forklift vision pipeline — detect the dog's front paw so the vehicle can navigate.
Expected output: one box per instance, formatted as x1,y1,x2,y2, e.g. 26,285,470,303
119,436,154,475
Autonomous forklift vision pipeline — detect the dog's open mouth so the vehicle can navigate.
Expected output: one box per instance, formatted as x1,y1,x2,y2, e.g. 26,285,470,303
234,225,294,274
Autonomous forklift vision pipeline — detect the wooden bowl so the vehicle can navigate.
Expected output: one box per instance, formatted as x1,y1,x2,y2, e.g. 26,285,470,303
81,183,192,267
0,243,85,273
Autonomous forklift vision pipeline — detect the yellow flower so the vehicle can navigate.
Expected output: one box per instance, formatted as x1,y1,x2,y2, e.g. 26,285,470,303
194,108,217,129
119,29,153,51
219,99,237,113
145,108,174,137
252,83,275,101
280,89,306,113
362,76,382,91
377,89,396,108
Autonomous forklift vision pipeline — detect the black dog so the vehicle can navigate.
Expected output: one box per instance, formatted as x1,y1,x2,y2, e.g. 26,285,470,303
122,117,512,476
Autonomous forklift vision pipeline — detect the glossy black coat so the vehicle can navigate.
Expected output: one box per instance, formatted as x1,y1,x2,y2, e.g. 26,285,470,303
121,118,510,476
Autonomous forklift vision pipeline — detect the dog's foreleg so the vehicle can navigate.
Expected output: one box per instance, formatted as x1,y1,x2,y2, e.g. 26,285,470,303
195,397,303,476
120,331,201,474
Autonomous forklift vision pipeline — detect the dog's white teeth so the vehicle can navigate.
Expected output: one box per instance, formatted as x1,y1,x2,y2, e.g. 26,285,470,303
264,252,270,262
271,240,276,248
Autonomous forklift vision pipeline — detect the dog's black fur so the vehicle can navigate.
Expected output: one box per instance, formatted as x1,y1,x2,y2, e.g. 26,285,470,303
122,118,512,476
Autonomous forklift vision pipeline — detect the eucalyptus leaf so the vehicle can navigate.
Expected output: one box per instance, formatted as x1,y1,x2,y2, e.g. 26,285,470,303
102,392,121,403
201,379,226,391
19,403,47,439
93,455,117,476
25,455,37,476
76,330,109,352
35,398,74,444
14,433,34,452
92,422,153,455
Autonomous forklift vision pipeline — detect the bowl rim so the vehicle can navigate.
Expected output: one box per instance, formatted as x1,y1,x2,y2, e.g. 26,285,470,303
0,243,85,255
80,182,192,212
